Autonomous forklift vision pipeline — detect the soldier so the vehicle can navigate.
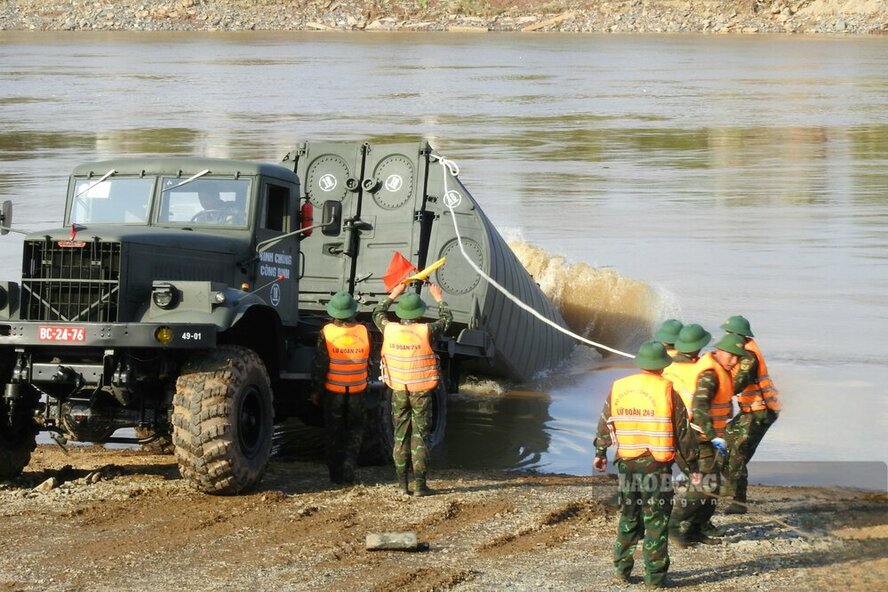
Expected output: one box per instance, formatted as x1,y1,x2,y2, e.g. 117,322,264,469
661,323,721,540
654,318,683,357
373,281,451,497
661,322,709,413
312,291,370,484
668,332,747,547
721,315,781,514
594,340,699,588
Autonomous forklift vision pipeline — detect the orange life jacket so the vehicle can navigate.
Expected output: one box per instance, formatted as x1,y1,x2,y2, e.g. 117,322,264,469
322,323,370,394
693,353,734,438
381,322,439,393
607,372,676,463
734,339,781,413
662,360,698,414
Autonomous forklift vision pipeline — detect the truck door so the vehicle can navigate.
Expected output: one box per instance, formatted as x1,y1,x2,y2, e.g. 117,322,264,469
254,179,299,326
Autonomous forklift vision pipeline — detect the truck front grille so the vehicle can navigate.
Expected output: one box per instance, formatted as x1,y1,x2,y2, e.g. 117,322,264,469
21,239,121,322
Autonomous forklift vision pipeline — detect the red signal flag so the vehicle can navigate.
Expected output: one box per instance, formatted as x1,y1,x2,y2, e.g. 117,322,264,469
383,251,418,292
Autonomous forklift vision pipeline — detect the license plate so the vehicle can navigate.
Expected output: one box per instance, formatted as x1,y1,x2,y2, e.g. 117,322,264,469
38,326,86,342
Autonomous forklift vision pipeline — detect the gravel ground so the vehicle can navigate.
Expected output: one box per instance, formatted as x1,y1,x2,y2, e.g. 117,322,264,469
0,445,885,591
0,0,886,34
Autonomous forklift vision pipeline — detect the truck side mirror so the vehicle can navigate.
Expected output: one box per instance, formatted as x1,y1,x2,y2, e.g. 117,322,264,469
322,200,342,236
0,201,11,236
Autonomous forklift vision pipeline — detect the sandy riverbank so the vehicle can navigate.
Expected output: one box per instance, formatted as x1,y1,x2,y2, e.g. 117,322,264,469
1,0,886,34
0,445,885,591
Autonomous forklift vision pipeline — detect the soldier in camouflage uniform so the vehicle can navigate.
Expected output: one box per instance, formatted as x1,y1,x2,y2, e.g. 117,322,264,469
594,341,699,588
720,315,781,514
312,292,371,485
669,331,748,547
373,282,451,497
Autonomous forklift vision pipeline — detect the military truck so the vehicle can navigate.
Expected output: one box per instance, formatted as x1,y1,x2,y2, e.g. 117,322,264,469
0,141,574,494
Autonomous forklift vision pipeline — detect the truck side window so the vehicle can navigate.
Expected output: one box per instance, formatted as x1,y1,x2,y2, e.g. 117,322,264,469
265,184,289,232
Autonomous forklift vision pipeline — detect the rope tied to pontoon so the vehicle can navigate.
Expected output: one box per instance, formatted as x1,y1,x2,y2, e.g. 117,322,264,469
430,153,635,360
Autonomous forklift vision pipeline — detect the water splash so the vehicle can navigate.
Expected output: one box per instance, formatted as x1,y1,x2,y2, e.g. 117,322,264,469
509,241,669,354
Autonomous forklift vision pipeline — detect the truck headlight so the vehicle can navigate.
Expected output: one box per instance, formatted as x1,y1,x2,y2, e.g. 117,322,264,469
152,284,178,309
213,291,226,305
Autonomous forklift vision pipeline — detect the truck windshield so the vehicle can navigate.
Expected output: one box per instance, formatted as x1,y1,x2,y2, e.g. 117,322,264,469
157,177,251,227
69,177,155,224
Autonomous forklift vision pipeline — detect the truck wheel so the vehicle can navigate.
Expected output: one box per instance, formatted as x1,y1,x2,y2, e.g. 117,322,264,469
359,389,394,466
172,346,273,495
134,427,174,454
0,412,38,480
359,384,447,466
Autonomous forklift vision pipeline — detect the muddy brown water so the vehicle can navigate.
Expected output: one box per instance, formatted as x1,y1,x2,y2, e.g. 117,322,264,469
1,32,886,488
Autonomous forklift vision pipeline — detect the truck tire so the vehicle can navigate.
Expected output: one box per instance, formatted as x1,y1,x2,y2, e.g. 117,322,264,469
359,389,394,466
172,346,273,495
359,384,447,466
134,427,174,454
0,413,38,480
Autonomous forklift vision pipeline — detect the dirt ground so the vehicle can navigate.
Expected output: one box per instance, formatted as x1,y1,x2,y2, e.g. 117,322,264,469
0,446,885,591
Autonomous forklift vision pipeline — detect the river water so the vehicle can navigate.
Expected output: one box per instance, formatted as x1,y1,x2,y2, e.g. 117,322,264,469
1,32,886,489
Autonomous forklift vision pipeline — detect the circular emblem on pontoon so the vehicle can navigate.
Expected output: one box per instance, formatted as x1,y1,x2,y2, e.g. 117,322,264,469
373,155,414,210
443,190,462,209
437,238,482,295
319,174,338,192
270,283,281,306
306,155,350,205
384,174,403,192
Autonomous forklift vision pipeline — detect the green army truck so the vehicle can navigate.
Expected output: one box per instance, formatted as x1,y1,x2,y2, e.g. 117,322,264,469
0,141,574,494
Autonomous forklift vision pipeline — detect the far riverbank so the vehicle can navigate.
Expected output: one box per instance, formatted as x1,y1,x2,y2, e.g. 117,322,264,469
1,0,886,34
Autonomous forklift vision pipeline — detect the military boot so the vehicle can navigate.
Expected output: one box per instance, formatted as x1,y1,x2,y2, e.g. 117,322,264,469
700,520,726,538
690,532,722,545
397,472,410,496
668,528,693,549
413,476,433,497
724,501,748,515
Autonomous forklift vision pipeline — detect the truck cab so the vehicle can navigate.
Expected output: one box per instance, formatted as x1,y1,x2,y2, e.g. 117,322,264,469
0,157,312,493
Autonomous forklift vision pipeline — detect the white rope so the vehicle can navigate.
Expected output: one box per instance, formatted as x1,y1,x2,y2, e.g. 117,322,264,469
430,154,634,359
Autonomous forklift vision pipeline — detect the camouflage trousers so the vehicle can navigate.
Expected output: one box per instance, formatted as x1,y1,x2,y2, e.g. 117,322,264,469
322,390,365,484
613,456,675,587
722,410,774,502
670,444,720,537
391,389,432,481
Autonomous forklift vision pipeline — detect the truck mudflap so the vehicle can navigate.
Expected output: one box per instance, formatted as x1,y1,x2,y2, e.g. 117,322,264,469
0,322,217,349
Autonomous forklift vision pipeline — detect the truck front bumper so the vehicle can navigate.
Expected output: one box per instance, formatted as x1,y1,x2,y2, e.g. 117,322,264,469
0,322,217,349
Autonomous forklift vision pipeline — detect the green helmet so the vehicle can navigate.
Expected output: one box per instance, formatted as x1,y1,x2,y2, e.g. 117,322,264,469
720,315,754,338
326,291,358,320
674,323,712,354
394,292,427,320
714,333,748,357
654,319,683,345
634,340,673,371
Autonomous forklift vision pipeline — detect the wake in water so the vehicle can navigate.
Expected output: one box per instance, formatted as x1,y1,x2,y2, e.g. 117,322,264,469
509,240,678,356
457,240,678,394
